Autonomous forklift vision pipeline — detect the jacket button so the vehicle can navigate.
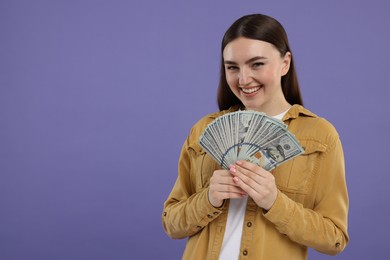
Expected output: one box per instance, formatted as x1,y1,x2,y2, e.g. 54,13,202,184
243,249,248,256
246,222,252,227
163,212,167,216
335,242,341,248
207,214,213,218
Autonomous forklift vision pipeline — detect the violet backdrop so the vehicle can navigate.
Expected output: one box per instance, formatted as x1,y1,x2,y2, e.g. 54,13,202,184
1,0,389,259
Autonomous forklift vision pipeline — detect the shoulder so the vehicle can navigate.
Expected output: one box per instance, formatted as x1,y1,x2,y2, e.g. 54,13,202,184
286,105,340,150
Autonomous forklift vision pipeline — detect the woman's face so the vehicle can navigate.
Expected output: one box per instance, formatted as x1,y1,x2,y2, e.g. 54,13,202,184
223,37,291,115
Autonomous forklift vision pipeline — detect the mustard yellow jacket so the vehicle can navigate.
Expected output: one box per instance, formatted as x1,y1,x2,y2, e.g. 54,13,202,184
162,105,349,260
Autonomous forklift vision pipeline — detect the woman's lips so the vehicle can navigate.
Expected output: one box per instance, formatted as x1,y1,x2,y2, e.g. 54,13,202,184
240,85,262,94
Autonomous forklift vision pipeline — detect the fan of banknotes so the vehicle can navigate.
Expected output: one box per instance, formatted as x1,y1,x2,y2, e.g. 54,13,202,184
199,111,304,170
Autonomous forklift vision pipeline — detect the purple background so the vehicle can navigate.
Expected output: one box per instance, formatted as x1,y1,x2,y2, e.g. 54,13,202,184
1,1,389,259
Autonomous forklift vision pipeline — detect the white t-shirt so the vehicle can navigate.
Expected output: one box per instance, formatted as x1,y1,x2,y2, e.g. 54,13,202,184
219,109,289,260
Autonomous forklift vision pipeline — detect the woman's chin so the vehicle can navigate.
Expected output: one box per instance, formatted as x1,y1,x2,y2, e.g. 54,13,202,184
241,102,262,112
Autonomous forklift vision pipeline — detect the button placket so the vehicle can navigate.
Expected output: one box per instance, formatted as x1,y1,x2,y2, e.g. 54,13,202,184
240,198,256,258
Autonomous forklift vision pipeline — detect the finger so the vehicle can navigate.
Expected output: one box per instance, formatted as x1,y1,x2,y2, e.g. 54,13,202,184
236,160,270,178
211,187,247,202
236,160,263,174
232,164,262,186
232,175,257,197
231,164,265,196
210,171,246,194
226,192,247,199
209,183,246,207
212,175,241,187
230,165,253,188
217,183,246,194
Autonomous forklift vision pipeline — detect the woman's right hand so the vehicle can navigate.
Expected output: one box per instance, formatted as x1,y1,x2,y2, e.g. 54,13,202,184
208,168,246,208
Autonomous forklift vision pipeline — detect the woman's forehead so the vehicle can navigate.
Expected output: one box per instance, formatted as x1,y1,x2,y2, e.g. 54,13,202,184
223,37,279,61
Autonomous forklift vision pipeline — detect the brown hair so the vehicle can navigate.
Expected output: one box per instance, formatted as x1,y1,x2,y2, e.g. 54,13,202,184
217,14,303,111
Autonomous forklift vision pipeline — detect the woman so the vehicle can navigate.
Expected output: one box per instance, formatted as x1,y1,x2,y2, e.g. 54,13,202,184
162,14,349,259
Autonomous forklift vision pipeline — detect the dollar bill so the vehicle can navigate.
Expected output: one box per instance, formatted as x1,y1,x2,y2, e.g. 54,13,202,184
199,110,304,170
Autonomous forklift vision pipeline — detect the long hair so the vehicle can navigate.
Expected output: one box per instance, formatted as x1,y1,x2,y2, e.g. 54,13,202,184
217,14,303,111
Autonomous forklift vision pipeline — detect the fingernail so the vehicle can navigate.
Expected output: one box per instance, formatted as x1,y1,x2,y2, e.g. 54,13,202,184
230,165,236,173
233,177,239,182
236,161,242,165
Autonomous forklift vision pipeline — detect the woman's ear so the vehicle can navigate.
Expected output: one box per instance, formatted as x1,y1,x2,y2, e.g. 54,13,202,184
281,52,291,76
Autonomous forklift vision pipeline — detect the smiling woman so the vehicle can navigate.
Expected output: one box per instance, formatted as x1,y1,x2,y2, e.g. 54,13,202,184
162,13,349,260
223,38,292,115
217,14,303,113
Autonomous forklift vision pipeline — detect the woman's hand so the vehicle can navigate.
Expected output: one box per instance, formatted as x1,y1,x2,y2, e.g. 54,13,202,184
230,160,278,210
208,169,246,208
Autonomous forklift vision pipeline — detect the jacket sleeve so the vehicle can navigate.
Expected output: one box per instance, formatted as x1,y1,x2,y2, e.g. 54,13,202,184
162,131,223,239
264,135,349,255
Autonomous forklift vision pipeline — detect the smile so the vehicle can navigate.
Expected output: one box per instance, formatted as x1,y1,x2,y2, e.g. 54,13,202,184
240,86,262,94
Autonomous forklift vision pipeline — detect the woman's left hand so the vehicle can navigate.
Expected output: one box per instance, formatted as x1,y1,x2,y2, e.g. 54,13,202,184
230,160,278,211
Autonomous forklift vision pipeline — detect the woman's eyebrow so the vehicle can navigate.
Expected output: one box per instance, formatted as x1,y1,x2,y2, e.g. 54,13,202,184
224,56,267,65
224,60,237,65
246,56,267,64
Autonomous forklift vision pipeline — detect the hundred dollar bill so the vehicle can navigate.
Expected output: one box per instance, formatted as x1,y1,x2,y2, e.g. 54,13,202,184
238,132,304,170
199,110,304,170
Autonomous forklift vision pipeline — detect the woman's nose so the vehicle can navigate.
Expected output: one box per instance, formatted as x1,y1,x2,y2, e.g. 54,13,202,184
238,68,252,86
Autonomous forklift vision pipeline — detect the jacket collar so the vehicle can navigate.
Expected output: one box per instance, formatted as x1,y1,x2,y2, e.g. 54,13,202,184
211,104,316,121
282,104,317,121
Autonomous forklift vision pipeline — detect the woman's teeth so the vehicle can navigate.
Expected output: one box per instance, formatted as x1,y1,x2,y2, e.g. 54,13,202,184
241,86,261,94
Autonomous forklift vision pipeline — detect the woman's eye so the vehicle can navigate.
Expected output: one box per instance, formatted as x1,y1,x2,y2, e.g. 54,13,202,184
252,62,264,68
226,66,238,71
